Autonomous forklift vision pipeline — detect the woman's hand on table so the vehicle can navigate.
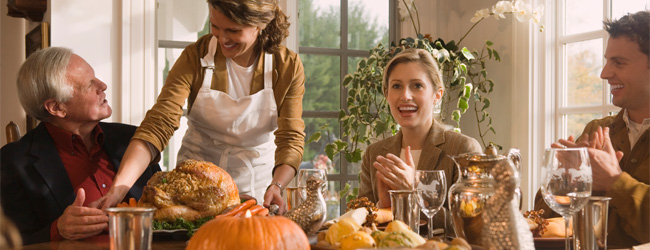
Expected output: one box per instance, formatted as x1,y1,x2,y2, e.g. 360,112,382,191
263,164,295,215
263,185,286,215
373,146,416,190
58,189,108,240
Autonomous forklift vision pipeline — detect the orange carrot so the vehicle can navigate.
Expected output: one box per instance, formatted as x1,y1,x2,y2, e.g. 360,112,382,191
234,209,248,217
248,205,264,215
255,208,269,217
129,198,137,207
219,199,256,217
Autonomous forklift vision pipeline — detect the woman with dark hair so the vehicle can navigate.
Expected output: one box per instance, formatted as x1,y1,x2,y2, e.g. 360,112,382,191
99,0,305,214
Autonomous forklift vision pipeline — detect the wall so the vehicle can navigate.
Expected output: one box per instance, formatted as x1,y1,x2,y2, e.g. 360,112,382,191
401,0,540,210
51,0,120,122
0,2,27,145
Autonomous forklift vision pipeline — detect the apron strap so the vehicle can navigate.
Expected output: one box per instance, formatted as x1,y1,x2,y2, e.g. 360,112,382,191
263,53,273,89
200,36,219,89
216,143,261,197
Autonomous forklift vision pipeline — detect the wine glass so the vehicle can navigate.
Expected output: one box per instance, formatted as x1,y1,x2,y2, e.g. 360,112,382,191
298,168,328,198
415,170,447,239
540,147,592,250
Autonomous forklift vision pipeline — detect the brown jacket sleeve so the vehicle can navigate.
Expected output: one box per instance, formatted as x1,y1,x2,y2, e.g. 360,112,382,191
273,50,306,172
132,39,202,151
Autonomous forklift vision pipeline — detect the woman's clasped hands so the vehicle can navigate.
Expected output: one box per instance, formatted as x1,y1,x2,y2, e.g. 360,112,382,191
374,146,416,208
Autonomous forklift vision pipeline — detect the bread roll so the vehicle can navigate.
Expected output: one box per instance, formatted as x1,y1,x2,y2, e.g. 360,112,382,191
543,217,572,237
376,208,393,224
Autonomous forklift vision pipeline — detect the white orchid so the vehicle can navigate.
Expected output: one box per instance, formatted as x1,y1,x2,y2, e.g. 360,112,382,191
492,1,514,20
513,1,533,22
531,4,544,24
471,8,491,23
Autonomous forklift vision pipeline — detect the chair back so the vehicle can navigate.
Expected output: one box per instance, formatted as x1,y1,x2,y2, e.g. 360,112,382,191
5,121,21,144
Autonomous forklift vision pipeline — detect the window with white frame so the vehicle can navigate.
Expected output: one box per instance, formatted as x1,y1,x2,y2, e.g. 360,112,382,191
297,0,395,218
555,0,648,139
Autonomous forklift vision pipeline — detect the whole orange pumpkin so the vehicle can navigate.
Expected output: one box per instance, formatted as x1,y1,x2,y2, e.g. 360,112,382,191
186,215,310,250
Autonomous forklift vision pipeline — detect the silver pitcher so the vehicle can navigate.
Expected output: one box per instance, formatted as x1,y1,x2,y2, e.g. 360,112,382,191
447,146,521,246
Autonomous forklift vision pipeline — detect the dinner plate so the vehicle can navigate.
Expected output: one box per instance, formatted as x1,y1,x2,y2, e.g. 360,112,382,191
152,229,192,241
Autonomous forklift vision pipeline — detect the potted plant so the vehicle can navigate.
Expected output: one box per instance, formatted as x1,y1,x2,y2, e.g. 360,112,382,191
307,0,544,201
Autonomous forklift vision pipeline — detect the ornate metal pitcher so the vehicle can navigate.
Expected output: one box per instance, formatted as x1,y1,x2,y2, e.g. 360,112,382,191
447,146,521,246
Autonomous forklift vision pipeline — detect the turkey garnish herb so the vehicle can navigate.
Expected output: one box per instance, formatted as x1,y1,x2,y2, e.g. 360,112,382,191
153,216,214,236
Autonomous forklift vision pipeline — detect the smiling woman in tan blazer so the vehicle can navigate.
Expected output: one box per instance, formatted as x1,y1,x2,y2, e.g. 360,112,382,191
357,48,481,208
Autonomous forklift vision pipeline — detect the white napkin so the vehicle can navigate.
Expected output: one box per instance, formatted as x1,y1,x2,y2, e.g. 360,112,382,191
321,208,368,228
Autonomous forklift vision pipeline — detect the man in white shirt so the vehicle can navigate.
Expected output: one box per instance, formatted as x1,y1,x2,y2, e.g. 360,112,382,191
535,10,649,247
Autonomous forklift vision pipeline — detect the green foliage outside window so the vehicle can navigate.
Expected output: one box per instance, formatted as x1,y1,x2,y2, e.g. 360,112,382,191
300,0,389,166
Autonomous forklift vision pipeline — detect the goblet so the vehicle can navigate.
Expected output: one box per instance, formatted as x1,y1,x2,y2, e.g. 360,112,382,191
541,147,592,250
415,170,447,239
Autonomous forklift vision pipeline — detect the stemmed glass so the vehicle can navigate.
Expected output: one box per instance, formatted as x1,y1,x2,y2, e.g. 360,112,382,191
415,170,447,239
541,147,592,250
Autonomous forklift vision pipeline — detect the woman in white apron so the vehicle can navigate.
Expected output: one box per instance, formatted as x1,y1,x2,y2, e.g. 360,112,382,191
96,0,305,215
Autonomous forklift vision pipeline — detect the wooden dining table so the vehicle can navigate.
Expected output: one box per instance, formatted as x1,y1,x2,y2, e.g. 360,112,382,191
20,232,323,250
21,234,187,250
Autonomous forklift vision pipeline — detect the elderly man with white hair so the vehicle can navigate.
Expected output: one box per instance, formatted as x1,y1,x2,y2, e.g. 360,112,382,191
0,47,160,245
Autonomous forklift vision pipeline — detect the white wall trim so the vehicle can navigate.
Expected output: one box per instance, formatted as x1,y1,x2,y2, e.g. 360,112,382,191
511,0,555,211
283,0,298,52
120,0,157,125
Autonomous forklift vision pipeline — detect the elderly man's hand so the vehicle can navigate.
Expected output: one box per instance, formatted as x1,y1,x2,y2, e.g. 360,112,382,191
57,189,108,240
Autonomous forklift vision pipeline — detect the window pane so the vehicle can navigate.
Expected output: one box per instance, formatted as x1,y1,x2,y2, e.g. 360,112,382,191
348,0,389,50
564,113,601,138
157,0,209,41
612,0,649,19
348,160,362,175
301,54,341,111
566,39,603,106
565,0,602,35
299,0,341,48
302,117,341,174
348,56,363,77
326,180,344,220
161,116,189,171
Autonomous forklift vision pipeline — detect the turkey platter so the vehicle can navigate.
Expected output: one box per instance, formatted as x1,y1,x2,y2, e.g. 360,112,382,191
138,159,240,222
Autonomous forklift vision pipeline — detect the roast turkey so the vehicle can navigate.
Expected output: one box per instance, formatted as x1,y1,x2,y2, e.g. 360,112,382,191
138,160,240,222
